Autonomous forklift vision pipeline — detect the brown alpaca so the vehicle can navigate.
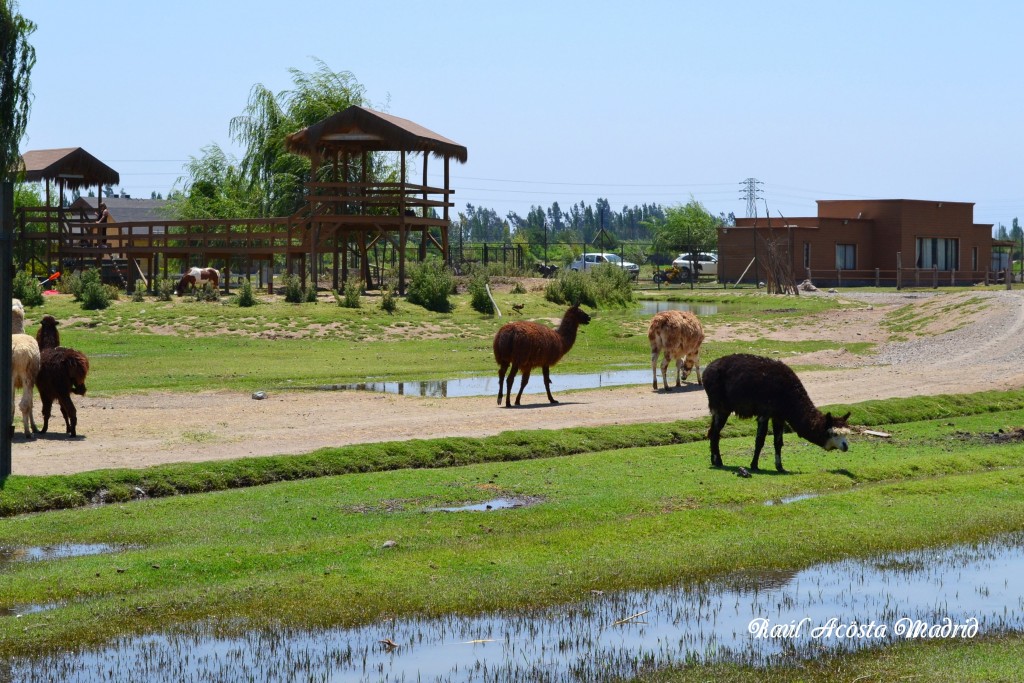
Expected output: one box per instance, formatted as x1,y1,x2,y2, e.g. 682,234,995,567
493,304,591,407
704,353,850,472
35,315,90,437
648,310,705,391
35,315,61,350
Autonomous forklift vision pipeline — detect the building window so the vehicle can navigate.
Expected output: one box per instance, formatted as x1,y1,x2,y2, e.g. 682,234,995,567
836,244,856,270
803,242,811,270
972,247,978,271
915,237,959,270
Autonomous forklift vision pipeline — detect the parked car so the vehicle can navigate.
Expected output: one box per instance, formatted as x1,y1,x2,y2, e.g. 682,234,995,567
569,252,640,280
671,252,718,279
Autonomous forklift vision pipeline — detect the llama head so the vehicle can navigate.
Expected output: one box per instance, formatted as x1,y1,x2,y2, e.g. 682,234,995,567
40,315,59,330
566,304,592,326
822,411,851,452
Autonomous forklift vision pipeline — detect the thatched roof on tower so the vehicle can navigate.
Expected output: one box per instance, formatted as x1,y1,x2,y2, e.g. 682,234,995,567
285,106,467,163
20,148,120,189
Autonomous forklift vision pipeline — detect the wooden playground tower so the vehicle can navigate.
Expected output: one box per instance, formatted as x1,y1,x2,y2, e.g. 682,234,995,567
15,107,467,294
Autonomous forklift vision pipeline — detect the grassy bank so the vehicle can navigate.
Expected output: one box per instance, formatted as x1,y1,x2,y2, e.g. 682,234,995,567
4,389,1024,517
2,390,1024,660
18,290,869,393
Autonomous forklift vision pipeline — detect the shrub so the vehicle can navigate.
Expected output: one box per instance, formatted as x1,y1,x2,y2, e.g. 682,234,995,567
65,268,102,302
543,265,633,308
406,260,454,313
545,268,595,308
194,282,219,302
380,286,397,314
237,278,257,307
468,267,494,314
131,280,146,302
511,282,527,295
80,281,111,310
12,269,44,307
282,274,305,303
305,282,319,303
56,270,80,296
156,278,175,301
334,280,363,309
588,262,634,308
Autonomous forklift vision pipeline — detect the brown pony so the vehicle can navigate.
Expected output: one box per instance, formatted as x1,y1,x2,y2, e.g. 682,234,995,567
176,267,220,295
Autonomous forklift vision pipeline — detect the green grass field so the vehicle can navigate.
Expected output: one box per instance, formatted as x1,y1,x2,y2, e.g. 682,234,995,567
3,287,1023,680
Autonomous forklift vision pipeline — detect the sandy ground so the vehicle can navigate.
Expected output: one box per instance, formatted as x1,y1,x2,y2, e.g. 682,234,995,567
12,290,1024,476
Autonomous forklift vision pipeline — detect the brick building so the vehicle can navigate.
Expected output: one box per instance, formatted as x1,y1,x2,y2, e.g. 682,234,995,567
719,199,997,287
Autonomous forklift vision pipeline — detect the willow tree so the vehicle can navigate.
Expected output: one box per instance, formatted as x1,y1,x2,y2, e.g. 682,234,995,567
651,198,721,255
170,144,262,220
228,59,391,218
1,0,36,178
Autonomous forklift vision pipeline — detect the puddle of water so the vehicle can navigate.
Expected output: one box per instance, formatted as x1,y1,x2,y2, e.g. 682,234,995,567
300,368,658,398
637,300,728,316
427,498,530,513
2,603,61,619
0,543,121,565
9,532,1024,682
764,493,821,506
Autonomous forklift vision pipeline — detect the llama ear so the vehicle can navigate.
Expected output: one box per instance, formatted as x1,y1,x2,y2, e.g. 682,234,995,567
824,412,834,428
838,411,851,425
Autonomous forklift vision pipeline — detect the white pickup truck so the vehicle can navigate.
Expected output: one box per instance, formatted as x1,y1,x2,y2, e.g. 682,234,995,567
671,253,718,279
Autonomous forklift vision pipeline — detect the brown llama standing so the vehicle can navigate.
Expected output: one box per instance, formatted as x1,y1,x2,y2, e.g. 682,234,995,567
648,310,705,391
703,353,850,472
493,304,591,407
35,315,90,437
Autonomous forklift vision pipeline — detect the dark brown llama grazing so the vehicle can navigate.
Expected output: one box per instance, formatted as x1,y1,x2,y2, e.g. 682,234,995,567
493,304,591,407
703,353,850,472
35,315,90,437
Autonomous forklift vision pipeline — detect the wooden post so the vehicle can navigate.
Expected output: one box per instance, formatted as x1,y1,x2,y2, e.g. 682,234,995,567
933,265,938,289
896,252,902,290
398,226,408,295
875,267,880,287
2,182,14,475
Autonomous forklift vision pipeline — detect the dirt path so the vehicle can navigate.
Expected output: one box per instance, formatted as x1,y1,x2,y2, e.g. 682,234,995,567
13,290,1024,476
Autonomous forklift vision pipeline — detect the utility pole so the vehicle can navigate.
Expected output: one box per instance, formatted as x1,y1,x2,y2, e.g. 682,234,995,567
739,178,763,218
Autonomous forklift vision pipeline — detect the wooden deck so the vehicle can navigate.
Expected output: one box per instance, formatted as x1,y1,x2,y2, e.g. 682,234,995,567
15,180,454,293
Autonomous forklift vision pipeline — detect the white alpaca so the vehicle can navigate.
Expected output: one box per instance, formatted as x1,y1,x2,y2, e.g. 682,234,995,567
648,310,705,391
10,299,41,438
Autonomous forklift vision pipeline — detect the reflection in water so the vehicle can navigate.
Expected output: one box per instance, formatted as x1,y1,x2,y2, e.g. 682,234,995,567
427,498,534,513
304,368,659,398
764,493,821,506
10,533,1024,682
637,300,724,316
0,543,121,565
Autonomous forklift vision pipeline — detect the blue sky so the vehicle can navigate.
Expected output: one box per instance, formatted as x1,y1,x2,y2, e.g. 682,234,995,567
19,1,1024,230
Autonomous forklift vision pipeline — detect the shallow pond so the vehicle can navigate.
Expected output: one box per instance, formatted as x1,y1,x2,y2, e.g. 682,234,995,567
302,367,668,399
636,300,732,316
8,532,1024,682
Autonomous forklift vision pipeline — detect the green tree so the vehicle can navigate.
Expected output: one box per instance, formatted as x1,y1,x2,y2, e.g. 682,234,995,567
651,197,721,254
228,59,384,217
170,144,261,220
1,0,35,179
